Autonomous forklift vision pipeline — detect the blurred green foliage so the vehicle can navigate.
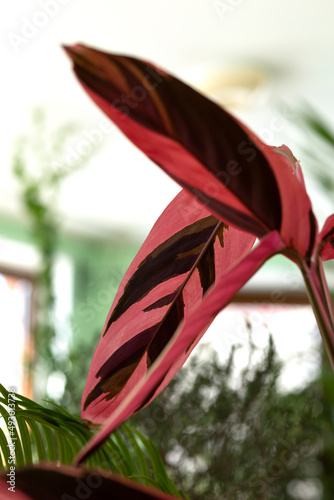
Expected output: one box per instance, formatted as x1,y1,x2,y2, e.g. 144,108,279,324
12,109,91,369
130,335,333,500
11,109,103,405
288,103,334,195
11,109,140,411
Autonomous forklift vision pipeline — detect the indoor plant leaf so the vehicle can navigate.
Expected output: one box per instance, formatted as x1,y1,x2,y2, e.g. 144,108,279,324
64,44,334,466
81,188,255,424
76,231,283,463
64,44,314,258
0,464,181,500
318,214,334,261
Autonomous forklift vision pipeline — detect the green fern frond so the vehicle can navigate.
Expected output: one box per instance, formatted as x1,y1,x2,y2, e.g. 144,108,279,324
0,384,184,498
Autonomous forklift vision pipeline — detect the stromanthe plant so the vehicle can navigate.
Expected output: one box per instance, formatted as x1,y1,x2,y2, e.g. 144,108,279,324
1,44,334,498
62,45,334,463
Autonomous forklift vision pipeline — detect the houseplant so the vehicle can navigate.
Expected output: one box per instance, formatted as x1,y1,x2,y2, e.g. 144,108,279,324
1,43,334,498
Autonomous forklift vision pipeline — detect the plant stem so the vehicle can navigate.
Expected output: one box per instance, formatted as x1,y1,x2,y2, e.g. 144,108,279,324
316,259,334,332
299,258,334,371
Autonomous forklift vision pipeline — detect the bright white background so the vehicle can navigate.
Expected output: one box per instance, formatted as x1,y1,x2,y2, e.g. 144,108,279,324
1,0,334,238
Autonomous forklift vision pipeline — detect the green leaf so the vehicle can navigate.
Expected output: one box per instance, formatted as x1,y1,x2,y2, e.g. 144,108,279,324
0,429,11,468
56,432,72,464
112,429,138,477
26,420,46,462
122,424,152,486
129,426,182,498
16,417,33,464
42,425,57,462
0,389,182,497
0,403,25,467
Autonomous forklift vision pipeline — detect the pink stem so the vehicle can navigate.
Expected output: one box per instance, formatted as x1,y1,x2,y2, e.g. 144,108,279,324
299,258,334,371
317,259,334,331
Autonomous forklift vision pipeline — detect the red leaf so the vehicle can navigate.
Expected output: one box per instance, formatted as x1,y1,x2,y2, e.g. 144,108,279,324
62,42,319,459
0,479,32,500
81,189,255,424
318,214,334,261
77,231,284,463
0,464,179,500
64,44,315,256
260,145,316,259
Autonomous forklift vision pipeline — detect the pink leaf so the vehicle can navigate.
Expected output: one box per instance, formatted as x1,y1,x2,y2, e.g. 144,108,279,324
260,145,316,258
82,189,255,424
77,231,284,463
0,464,179,500
318,214,334,261
64,44,315,256
63,44,280,236
0,479,32,500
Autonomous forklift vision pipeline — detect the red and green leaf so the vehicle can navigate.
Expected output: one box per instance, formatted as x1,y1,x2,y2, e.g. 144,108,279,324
82,189,255,424
0,464,180,500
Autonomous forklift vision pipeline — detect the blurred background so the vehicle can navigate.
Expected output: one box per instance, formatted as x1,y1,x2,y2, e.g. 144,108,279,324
1,1,334,498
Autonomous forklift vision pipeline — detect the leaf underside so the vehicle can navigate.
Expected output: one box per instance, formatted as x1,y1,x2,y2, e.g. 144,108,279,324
82,189,246,423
